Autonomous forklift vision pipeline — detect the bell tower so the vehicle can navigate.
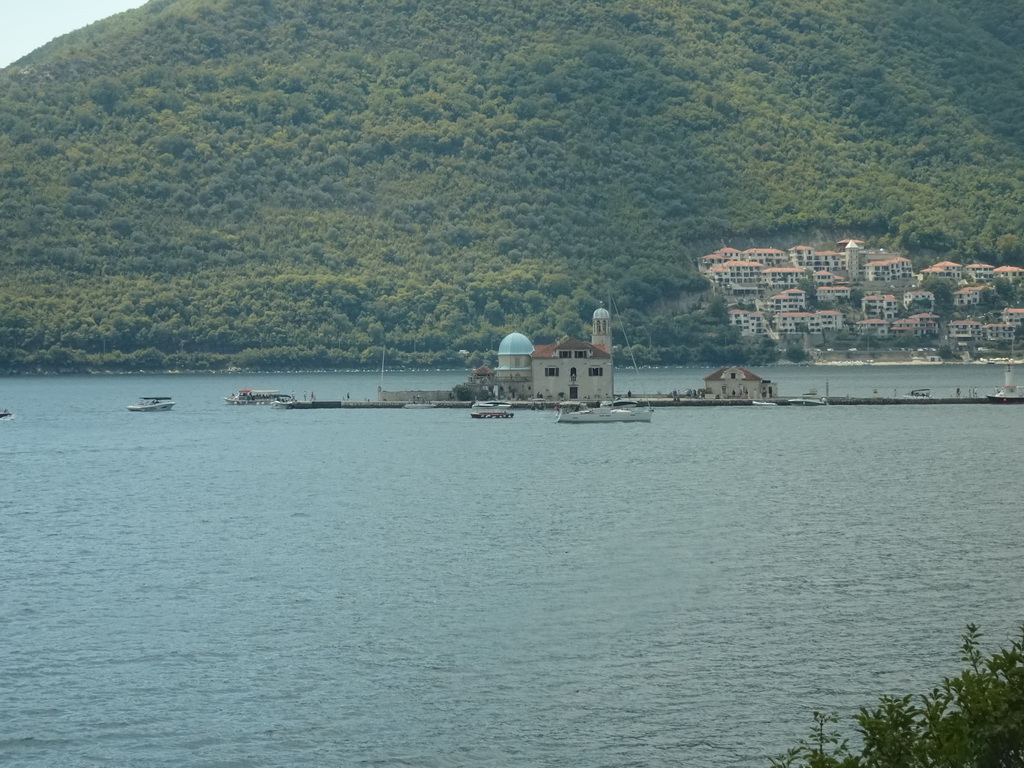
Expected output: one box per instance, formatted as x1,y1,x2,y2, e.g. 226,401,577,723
591,306,611,352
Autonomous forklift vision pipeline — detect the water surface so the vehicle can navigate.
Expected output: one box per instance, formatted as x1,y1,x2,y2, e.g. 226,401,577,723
2,370,1020,766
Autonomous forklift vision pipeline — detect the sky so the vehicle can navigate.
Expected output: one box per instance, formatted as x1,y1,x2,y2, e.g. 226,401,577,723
1,0,148,68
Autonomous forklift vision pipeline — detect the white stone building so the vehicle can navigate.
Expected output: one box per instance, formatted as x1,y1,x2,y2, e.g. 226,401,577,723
492,308,614,402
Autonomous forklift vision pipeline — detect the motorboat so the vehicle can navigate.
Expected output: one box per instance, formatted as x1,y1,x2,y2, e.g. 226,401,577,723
403,400,436,409
471,401,514,418
788,392,828,406
0,409,12,419
127,396,175,412
271,395,297,409
987,362,1024,404
556,399,653,423
903,388,931,399
751,400,778,406
225,389,285,405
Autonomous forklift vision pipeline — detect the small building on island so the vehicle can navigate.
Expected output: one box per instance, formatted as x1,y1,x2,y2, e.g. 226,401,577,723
703,366,777,400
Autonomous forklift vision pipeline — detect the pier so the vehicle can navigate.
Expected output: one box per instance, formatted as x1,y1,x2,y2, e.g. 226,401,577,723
276,396,990,409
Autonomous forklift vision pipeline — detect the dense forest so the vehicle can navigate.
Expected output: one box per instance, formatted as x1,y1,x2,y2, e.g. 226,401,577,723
3,0,1024,372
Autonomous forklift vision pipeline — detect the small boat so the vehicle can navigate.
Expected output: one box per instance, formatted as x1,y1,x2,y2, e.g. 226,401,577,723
403,401,436,409
127,396,175,412
751,400,778,406
987,362,1024,404
0,409,12,419
903,388,931,399
471,401,514,418
225,389,284,405
788,392,828,406
271,395,297,409
556,399,653,423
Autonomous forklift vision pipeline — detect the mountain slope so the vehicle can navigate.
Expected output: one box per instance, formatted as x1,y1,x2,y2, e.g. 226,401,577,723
2,0,1024,370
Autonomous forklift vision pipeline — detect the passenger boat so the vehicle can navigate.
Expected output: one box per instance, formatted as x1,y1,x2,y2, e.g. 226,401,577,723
987,362,1024,404
471,401,514,418
127,396,175,412
556,399,653,423
224,389,285,405
903,388,931,399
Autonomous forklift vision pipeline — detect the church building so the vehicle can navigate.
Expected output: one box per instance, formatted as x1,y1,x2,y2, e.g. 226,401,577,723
490,307,615,401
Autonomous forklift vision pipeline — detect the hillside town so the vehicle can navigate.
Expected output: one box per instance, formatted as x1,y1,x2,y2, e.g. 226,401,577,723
703,239,1024,355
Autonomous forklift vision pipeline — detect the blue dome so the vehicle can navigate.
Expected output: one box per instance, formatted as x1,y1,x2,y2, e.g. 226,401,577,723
498,332,534,356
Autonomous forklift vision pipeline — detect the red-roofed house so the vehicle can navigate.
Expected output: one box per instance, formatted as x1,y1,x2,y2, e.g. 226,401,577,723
815,310,845,331
817,285,852,303
813,270,839,286
856,318,890,337
994,266,1024,280
953,285,988,308
984,323,1016,342
903,290,934,310
775,312,816,334
762,267,806,289
948,320,983,342
963,263,995,281
864,257,913,282
729,309,767,336
862,294,899,320
767,289,807,313
703,366,778,400
920,261,962,281
890,313,939,337
743,248,788,267
1002,308,1024,328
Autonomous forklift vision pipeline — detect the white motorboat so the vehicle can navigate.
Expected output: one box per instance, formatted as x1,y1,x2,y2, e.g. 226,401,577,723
0,408,12,419
751,400,778,406
788,393,828,406
556,399,653,423
271,395,297,408
987,362,1024,404
471,401,514,418
127,396,175,412
225,389,284,405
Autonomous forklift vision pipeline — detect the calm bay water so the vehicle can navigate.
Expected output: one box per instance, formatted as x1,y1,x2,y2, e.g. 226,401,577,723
2,366,1021,767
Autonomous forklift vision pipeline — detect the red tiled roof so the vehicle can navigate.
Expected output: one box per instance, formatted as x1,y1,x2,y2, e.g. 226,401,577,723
531,337,609,359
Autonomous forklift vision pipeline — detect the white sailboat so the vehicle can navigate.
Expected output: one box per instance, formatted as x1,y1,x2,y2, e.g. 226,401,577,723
556,398,653,423
556,301,653,424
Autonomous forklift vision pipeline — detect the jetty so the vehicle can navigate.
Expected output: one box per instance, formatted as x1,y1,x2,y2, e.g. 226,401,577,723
275,396,989,409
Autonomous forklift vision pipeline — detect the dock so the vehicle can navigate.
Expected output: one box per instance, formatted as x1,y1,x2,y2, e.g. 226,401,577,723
275,396,990,409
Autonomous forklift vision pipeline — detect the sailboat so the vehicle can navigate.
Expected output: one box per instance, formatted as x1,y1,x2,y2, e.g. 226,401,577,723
556,301,653,424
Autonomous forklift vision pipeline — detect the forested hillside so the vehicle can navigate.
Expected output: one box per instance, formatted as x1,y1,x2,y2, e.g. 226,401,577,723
3,0,1024,372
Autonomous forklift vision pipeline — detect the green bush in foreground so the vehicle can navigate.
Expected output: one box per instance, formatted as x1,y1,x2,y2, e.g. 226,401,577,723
773,625,1024,767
